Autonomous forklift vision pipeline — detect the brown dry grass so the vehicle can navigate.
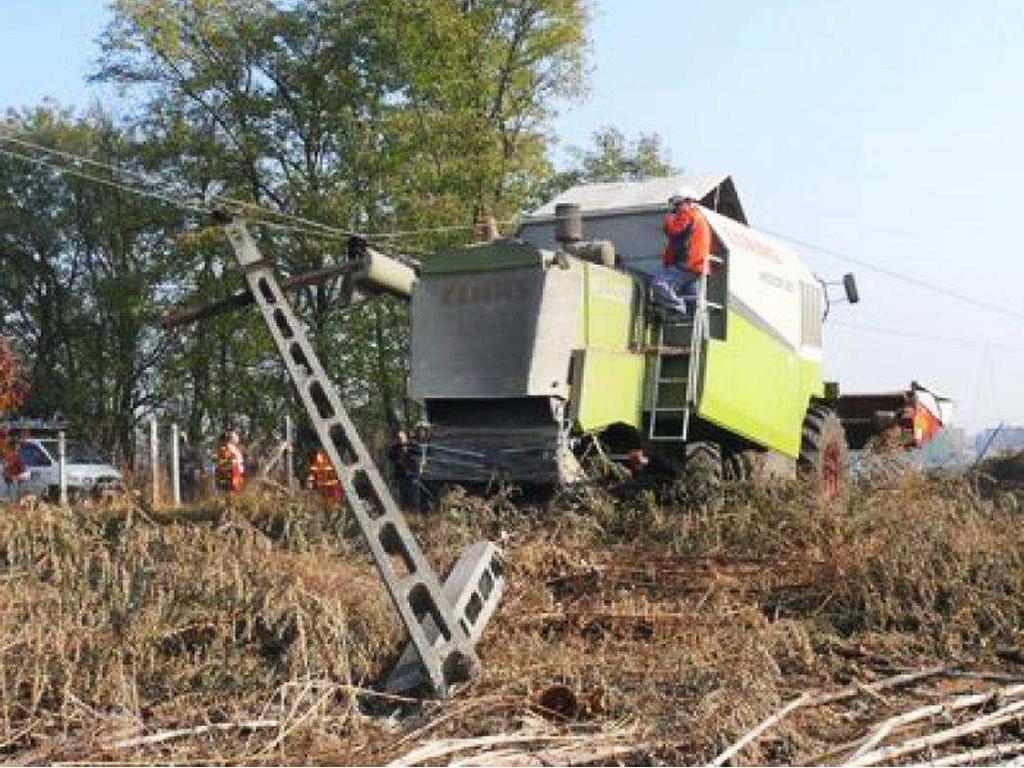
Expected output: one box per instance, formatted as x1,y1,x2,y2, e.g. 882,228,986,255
0,469,1022,764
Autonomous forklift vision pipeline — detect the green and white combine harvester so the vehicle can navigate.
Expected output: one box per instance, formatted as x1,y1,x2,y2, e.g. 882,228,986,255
414,175,841,496
170,174,950,698
407,174,948,498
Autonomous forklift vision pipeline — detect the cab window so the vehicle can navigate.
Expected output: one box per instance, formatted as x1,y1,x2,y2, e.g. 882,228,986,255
800,282,823,347
19,443,52,467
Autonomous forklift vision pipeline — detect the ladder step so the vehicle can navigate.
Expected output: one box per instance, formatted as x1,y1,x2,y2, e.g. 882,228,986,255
658,377,688,384
654,407,687,413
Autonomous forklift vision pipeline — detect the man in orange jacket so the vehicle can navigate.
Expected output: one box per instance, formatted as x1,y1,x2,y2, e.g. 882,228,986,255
652,192,711,314
306,449,343,502
215,430,245,494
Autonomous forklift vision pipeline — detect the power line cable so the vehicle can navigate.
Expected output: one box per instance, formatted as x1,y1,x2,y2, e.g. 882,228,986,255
217,197,357,240
7,123,1024,325
0,145,211,215
0,143,349,243
829,320,1024,354
0,125,516,245
0,127,360,241
763,228,1024,323
374,221,485,239
0,126,493,242
0,128,190,196
0,124,492,242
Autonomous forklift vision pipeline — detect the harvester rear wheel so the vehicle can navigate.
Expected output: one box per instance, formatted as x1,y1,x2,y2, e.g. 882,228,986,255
799,406,848,502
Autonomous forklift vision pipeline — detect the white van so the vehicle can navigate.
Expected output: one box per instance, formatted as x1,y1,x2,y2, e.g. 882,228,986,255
2,437,123,502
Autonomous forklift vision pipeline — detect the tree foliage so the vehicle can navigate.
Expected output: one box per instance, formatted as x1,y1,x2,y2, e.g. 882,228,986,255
0,0,592,461
96,0,587,234
0,338,24,415
540,126,676,201
0,107,193,457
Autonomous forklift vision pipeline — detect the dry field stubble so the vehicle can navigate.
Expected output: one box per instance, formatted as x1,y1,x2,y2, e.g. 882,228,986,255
0,465,1021,764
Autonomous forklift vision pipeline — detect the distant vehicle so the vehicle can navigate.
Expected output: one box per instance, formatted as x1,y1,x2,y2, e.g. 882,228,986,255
1,437,123,502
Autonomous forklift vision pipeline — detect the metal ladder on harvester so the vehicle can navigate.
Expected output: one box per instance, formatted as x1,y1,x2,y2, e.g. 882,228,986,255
221,216,503,699
647,259,724,442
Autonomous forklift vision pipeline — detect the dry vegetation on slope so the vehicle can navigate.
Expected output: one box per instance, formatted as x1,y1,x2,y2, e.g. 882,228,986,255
0,465,1022,764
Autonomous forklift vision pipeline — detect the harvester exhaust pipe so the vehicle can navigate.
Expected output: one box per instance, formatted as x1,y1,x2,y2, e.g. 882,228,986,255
554,202,583,245
555,202,616,268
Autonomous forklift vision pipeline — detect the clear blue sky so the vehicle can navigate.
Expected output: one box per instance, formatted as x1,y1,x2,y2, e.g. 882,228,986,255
2,0,1023,433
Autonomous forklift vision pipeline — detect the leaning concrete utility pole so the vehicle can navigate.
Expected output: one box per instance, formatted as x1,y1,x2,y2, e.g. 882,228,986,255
219,215,503,698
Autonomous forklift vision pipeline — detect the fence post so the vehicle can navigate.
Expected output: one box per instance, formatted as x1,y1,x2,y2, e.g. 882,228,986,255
285,414,295,490
150,417,159,507
171,423,181,507
58,430,68,507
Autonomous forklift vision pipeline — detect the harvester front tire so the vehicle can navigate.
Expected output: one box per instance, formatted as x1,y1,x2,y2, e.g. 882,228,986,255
799,406,848,502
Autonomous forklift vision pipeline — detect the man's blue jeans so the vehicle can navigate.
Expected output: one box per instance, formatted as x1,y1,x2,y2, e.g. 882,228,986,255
651,265,700,314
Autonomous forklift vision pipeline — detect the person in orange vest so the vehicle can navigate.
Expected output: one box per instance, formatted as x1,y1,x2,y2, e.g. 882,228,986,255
306,449,343,502
215,430,245,494
652,192,712,314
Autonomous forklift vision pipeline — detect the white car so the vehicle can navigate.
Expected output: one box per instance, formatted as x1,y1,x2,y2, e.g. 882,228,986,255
2,438,123,502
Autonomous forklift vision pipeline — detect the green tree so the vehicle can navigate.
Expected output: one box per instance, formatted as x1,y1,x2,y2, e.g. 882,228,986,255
0,107,189,461
95,0,589,439
538,125,676,203
0,338,24,416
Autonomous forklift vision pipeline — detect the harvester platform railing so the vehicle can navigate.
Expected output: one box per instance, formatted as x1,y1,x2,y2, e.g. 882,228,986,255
648,265,721,442
221,217,481,699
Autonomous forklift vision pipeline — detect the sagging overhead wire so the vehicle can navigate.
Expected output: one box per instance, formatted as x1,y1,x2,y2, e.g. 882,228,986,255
0,128,197,203
765,228,1024,324
0,145,211,215
0,146,372,248
0,127,361,242
0,144,336,244
829,320,1024,354
5,122,1024,329
0,125,487,243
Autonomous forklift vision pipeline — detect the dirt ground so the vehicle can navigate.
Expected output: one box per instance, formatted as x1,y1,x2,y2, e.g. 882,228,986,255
0,465,1022,765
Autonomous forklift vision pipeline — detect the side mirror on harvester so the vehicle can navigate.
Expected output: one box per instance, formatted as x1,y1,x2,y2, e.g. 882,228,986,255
843,273,860,304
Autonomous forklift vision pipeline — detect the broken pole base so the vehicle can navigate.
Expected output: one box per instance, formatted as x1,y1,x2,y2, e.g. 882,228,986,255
386,540,505,696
